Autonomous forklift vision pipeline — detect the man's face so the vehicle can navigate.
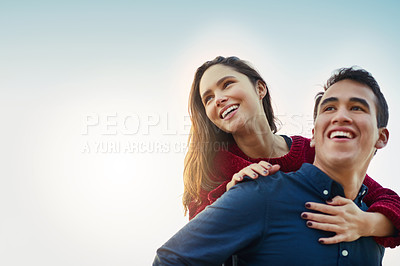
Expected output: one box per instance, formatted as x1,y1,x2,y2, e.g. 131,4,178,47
311,79,388,171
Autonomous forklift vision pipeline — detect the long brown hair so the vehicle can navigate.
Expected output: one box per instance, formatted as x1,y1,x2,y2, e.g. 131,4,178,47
183,56,278,215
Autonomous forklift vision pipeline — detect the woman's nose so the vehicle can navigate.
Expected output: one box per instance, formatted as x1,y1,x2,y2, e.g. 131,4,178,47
215,95,228,107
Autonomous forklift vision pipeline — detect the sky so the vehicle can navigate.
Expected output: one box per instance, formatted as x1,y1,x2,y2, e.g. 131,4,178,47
1,0,400,265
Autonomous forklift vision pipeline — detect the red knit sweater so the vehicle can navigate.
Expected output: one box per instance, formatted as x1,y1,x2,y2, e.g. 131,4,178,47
188,135,400,248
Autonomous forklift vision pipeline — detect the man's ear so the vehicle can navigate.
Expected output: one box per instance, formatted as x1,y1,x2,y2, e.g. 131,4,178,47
310,128,315,148
375,128,389,149
256,80,267,100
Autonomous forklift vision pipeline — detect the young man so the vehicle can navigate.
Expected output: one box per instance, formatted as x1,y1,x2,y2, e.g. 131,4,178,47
154,67,391,265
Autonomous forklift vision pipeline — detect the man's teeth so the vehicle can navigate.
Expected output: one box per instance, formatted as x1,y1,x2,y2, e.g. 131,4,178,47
221,105,239,118
330,131,353,139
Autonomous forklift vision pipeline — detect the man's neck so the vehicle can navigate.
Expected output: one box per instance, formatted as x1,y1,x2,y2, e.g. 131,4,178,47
313,159,368,200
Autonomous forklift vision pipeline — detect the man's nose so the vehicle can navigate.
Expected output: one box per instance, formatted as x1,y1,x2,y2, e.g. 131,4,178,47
332,108,352,124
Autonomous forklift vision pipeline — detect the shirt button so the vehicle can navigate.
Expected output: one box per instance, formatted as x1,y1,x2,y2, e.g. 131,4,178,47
323,190,329,195
342,250,349,257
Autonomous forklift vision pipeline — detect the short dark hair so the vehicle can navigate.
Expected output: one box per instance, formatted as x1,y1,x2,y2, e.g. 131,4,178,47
313,67,389,128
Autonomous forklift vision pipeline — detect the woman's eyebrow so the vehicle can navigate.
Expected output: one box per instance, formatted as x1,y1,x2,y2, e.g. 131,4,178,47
201,76,236,99
216,76,235,86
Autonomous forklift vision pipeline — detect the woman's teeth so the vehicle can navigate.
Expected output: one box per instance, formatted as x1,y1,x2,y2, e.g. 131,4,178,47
221,105,239,119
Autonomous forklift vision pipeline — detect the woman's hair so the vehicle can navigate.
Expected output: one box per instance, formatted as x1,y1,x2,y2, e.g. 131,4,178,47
183,56,278,215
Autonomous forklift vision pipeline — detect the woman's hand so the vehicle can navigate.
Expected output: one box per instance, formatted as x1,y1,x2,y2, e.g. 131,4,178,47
301,195,395,244
226,161,280,191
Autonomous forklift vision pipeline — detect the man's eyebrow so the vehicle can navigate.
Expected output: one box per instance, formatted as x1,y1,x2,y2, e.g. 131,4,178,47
319,96,371,110
201,76,235,99
319,97,338,108
349,97,370,110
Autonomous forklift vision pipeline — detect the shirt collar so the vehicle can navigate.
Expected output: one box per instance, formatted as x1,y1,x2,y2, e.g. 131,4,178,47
297,163,369,207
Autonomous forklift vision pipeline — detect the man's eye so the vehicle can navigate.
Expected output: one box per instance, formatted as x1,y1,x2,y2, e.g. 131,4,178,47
351,106,364,111
323,106,335,112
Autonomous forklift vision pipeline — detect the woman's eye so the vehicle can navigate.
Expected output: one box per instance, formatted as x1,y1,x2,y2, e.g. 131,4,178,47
223,81,234,88
204,95,213,104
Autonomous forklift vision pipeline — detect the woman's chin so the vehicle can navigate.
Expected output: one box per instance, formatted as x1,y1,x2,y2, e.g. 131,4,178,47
220,117,248,134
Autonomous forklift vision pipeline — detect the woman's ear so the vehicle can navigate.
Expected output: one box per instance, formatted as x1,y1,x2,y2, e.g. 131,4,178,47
256,80,267,99
375,128,389,149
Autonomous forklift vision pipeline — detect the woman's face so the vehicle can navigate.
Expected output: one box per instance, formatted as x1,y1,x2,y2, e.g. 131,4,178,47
199,64,266,134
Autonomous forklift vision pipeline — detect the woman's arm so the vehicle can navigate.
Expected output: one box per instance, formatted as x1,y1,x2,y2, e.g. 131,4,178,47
363,174,400,248
302,175,400,248
363,211,396,237
301,196,396,244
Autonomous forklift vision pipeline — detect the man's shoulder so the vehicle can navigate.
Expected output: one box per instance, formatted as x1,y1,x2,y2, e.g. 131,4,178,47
236,170,299,194
238,163,320,191
207,176,273,218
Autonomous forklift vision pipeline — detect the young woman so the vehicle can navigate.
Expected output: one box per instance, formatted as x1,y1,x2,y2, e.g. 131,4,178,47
183,56,400,247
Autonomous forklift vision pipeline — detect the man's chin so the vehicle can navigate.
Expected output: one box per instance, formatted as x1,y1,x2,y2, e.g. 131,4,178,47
326,154,356,167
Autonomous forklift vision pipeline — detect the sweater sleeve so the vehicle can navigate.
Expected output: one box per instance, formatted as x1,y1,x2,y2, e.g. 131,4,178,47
209,181,230,203
363,174,400,248
188,188,211,220
188,180,230,220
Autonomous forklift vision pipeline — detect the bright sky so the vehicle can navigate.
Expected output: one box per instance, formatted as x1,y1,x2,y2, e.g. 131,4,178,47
1,1,400,265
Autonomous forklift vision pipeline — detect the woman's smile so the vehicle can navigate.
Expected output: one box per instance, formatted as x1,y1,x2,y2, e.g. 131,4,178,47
220,104,239,119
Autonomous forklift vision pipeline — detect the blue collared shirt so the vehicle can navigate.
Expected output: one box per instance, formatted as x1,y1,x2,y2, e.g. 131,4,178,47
154,163,384,265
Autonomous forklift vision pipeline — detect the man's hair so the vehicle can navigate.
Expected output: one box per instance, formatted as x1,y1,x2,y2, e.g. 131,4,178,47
313,67,389,128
